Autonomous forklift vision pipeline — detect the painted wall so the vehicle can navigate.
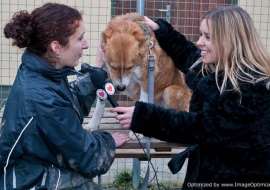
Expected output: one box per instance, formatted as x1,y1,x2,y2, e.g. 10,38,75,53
238,0,270,51
0,0,111,85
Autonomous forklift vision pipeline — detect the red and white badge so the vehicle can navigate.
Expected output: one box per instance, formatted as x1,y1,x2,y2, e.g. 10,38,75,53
105,82,115,95
96,89,107,100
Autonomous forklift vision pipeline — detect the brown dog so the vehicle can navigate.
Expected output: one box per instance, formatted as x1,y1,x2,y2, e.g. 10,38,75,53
84,13,191,138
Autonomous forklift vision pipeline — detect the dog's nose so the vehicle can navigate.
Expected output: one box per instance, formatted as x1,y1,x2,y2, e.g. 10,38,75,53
117,85,126,91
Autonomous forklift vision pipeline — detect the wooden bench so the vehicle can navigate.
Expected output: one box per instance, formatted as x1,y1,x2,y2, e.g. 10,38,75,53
84,107,187,188
84,107,187,159
0,107,187,159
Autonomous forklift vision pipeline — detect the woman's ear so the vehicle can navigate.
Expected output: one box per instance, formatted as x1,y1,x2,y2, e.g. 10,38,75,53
50,41,61,54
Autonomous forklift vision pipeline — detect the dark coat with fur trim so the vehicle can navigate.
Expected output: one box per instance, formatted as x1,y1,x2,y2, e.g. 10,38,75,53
130,19,270,189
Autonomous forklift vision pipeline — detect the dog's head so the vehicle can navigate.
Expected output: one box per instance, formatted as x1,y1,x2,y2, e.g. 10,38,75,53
100,13,151,92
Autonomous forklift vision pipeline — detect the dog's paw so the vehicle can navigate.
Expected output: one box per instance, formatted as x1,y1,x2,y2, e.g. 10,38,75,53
129,131,144,140
83,120,99,132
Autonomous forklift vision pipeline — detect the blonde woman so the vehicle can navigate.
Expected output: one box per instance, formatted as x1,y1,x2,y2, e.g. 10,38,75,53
112,6,270,189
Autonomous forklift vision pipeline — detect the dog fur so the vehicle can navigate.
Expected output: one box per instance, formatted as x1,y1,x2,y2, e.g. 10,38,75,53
84,13,192,137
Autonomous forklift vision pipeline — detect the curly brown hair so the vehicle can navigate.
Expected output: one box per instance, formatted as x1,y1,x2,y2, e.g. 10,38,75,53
4,3,83,64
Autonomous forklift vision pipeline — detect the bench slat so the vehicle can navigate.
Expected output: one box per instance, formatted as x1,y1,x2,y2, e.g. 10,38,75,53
0,109,187,158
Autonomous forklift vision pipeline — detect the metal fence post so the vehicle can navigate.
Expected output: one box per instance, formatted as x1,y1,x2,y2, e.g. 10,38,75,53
131,1,145,189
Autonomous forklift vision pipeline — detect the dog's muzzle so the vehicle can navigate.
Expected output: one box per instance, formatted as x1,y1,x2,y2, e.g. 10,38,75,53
116,85,126,91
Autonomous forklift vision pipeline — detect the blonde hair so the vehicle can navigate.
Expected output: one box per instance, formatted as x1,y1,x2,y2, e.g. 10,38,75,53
191,6,270,95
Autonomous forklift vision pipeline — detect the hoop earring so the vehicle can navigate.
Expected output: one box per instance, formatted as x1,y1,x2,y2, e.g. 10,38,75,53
56,53,61,59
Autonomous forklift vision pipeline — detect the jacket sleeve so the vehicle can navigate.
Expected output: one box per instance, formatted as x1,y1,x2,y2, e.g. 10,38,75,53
34,90,115,178
129,101,204,145
154,19,201,74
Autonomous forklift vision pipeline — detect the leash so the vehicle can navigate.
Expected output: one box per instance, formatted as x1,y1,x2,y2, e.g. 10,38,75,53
140,23,156,190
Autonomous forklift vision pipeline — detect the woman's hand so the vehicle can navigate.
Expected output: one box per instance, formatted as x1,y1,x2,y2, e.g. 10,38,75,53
144,16,160,31
111,132,130,147
95,44,105,68
111,106,135,129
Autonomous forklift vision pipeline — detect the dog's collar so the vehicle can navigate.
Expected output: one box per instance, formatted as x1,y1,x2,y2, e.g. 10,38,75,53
140,23,151,38
139,24,155,59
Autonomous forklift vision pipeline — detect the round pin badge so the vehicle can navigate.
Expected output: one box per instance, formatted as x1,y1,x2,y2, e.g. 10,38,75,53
96,89,107,100
105,82,115,95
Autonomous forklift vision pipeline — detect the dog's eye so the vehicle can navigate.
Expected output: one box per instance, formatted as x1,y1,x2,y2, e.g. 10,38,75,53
111,66,117,70
126,66,132,70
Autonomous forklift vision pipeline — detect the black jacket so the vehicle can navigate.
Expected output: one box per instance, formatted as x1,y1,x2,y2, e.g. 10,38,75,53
130,19,270,189
0,50,115,190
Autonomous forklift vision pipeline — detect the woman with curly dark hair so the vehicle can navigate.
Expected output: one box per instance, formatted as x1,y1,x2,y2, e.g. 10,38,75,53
1,3,130,190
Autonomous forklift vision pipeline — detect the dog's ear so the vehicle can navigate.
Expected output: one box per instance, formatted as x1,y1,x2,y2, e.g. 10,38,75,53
102,28,113,38
133,30,147,42
100,29,113,51
100,39,106,52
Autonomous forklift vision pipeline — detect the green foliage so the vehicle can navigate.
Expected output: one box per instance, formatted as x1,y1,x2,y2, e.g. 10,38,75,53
113,170,133,185
102,169,182,190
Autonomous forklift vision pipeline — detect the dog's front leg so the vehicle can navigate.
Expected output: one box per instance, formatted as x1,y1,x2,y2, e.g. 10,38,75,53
83,98,106,131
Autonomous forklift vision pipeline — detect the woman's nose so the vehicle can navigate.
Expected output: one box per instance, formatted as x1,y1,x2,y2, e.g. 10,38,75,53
196,37,204,47
83,39,89,49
